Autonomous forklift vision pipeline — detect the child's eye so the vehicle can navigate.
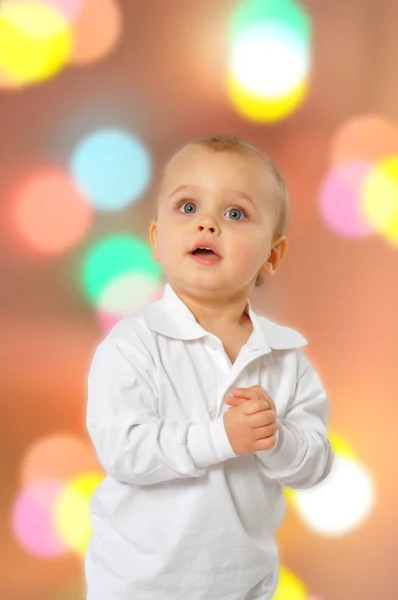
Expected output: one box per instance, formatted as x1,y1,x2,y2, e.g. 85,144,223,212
175,200,248,220
178,201,197,214
225,207,248,221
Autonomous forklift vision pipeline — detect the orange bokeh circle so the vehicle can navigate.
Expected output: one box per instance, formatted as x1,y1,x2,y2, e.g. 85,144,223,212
70,0,122,65
11,166,93,255
330,115,398,165
21,433,101,487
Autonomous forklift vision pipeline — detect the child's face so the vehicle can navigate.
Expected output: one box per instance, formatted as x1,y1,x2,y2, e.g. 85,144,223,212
150,145,285,297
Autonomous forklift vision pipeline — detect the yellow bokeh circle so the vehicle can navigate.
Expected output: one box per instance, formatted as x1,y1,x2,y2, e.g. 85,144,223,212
362,156,398,245
273,567,308,600
54,471,103,555
283,485,295,504
227,71,308,123
328,431,356,459
0,1,72,84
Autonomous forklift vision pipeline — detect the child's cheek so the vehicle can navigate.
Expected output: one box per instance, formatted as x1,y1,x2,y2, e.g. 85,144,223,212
230,236,261,266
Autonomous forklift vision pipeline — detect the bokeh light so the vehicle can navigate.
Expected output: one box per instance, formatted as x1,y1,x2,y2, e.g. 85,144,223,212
284,431,372,527
330,115,398,165
11,434,105,560
319,161,375,238
45,0,82,22
319,114,398,244
11,479,68,557
55,472,103,555
362,156,398,245
21,434,101,487
228,74,308,123
293,455,375,536
229,22,309,98
0,66,23,89
329,431,356,459
81,235,163,305
0,1,72,85
273,566,308,600
98,311,122,334
227,0,311,122
10,167,93,256
230,0,311,42
98,282,166,332
70,129,152,211
70,0,122,65
98,272,162,321
151,285,165,303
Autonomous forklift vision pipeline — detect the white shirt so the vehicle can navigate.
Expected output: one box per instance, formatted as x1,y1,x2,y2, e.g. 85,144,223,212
85,283,333,600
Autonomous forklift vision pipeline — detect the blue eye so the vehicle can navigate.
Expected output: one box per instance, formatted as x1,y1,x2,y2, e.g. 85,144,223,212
176,200,248,220
226,208,246,221
179,202,197,214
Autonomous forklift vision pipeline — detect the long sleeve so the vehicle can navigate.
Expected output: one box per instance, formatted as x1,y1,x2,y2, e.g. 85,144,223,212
255,350,334,489
86,332,236,486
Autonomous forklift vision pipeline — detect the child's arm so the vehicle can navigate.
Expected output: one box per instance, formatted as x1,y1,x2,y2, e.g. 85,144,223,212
86,331,236,486
254,350,334,489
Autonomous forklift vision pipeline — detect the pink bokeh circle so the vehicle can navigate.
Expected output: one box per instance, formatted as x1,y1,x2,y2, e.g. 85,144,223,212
11,479,69,557
12,0,82,21
319,161,375,238
151,286,164,302
47,0,82,20
98,310,120,333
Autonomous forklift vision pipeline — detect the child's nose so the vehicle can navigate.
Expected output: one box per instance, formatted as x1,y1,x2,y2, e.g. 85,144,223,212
196,212,220,233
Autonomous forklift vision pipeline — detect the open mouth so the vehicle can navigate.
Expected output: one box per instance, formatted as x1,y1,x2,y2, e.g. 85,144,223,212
190,247,222,265
191,248,216,256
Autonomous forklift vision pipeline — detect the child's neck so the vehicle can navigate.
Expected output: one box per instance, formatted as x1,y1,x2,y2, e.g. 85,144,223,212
171,285,251,331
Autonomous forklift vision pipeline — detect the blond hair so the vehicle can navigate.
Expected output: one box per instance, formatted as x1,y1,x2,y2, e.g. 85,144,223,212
157,134,290,287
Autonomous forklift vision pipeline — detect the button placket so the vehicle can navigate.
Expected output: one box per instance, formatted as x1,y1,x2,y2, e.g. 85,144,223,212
205,335,231,417
216,347,268,415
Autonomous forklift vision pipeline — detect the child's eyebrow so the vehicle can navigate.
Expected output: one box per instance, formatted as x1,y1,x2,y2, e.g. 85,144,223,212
232,190,256,209
168,184,200,198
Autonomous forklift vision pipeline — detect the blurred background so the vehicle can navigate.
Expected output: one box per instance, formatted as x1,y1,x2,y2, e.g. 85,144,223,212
1,0,397,598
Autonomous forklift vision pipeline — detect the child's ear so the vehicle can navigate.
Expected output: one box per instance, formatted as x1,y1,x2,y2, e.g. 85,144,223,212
149,221,159,261
259,236,289,279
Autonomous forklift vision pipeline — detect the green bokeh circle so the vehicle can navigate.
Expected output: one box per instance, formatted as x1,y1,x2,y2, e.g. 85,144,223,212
81,234,163,304
230,0,311,44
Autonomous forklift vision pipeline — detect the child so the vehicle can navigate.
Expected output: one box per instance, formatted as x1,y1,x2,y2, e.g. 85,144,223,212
85,135,334,600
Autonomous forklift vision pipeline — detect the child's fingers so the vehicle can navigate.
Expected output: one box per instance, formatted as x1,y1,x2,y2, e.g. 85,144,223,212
233,386,276,411
226,395,271,415
224,396,246,407
241,399,271,415
233,386,269,401
232,387,256,398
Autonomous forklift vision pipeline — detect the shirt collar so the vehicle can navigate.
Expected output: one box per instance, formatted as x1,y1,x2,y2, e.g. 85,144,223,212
140,283,307,350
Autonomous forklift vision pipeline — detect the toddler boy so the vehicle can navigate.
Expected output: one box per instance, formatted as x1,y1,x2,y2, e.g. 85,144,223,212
85,135,333,599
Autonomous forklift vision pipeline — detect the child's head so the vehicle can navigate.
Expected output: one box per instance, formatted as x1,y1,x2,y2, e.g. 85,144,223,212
150,134,289,298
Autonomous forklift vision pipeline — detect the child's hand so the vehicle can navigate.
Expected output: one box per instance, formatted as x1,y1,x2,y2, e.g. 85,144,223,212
223,385,278,455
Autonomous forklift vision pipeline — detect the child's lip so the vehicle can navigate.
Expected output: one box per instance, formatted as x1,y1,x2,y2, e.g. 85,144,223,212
189,241,221,256
190,252,222,265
